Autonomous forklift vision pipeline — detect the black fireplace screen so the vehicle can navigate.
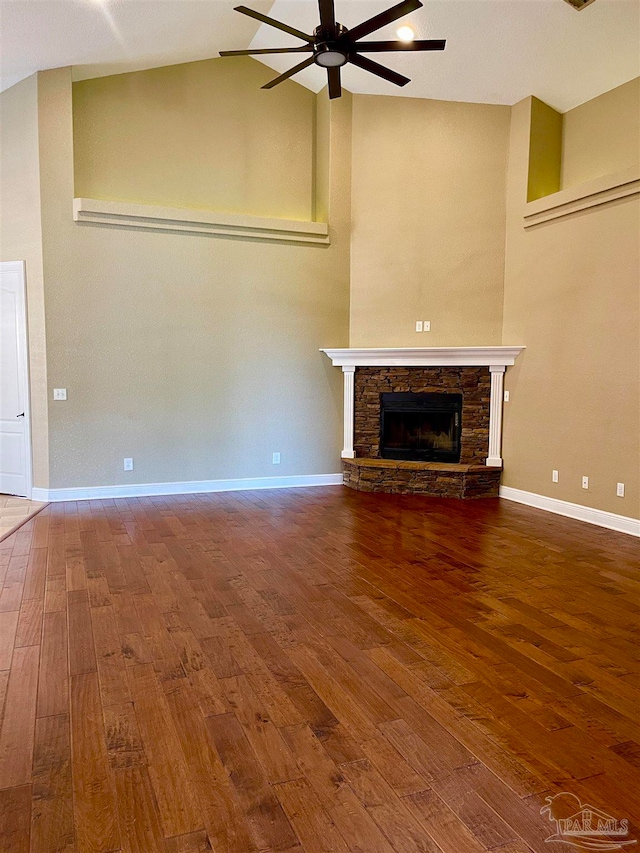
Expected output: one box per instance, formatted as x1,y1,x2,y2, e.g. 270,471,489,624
380,392,462,462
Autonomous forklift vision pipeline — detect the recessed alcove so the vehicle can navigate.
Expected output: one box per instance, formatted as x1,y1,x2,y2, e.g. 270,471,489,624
525,86,639,222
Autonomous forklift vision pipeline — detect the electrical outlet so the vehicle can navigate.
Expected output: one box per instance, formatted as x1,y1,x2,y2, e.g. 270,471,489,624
53,388,67,400
504,390,510,402
415,321,423,333
617,482,625,497
123,458,134,471
552,470,559,483
272,452,281,465
582,476,589,490
423,321,431,332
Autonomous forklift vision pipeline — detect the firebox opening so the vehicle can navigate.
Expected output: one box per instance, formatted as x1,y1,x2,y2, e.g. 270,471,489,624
380,392,463,462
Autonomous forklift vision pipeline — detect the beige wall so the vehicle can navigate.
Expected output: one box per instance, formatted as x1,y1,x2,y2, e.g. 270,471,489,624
0,74,49,487
3,57,637,521
562,77,640,189
502,95,639,518
349,94,510,347
37,63,350,489
73,58,316,220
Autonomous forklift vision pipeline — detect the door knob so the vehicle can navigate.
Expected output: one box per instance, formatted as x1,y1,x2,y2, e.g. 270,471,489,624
16,412,25,418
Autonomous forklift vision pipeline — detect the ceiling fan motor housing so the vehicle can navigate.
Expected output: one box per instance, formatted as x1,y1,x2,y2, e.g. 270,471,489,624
314,26,349,67
315,23,348,39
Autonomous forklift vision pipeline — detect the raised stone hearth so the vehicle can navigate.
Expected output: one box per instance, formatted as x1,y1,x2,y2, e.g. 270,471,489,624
343,458,502,498
322,347,525,499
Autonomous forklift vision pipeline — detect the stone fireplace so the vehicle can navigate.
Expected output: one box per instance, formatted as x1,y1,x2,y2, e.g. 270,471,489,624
321,347,525,498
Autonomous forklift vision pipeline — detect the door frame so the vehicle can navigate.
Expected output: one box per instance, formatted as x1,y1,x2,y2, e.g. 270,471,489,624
1,261,33,498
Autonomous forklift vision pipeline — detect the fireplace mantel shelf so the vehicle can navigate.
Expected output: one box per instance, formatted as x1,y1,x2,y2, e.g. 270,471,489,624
321,347,525,368
321,346,525,468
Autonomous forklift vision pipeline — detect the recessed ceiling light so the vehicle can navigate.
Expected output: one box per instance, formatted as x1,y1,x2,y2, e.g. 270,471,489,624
396,26,415,42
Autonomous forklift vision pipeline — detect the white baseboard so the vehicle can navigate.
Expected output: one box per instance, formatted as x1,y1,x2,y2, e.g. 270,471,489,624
499,486,640,537
32,473,343,502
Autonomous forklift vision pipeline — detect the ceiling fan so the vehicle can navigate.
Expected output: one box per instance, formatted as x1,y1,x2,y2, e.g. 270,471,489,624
219,0,446,99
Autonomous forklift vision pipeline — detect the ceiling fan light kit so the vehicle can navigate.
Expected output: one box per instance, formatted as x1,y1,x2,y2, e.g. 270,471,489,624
220,0,446,99
315,36,349,68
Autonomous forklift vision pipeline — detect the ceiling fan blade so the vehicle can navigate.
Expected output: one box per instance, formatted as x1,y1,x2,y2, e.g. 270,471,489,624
262,56,316,89
318,0,337,35
349,53,410,87
234,6,313,43
353,39,446,52
347,0,423,43
220,46,313,57
327,66,341,99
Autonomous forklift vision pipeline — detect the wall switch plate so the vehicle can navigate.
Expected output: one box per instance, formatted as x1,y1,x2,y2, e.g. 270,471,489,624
123,458,134,471
552,470,559,483
582,476,589,490
617,482,625,497
415,321,423,333
53,388,67,400
504,390,510,402
423,321,431,332
272,452,281,465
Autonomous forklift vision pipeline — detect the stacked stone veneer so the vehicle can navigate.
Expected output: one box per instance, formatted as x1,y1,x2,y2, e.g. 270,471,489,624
342,459,501,498
353,366,491,462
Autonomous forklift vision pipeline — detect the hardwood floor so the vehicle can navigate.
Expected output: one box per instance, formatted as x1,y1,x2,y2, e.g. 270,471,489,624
0,486,638,853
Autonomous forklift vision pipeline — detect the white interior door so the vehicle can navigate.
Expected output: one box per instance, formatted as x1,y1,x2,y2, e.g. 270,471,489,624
0,261,31,497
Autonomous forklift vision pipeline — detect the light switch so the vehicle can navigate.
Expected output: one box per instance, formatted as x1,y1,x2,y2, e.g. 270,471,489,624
53,388,67,400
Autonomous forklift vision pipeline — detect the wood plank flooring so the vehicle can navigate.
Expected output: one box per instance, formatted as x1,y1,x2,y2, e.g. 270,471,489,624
0,486,638,852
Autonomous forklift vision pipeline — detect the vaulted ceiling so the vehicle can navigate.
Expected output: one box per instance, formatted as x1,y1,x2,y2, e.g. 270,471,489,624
1,0,638,111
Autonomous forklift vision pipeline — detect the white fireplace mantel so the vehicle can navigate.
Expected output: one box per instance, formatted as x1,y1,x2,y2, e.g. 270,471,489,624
321,346,524,368
321,346,525,467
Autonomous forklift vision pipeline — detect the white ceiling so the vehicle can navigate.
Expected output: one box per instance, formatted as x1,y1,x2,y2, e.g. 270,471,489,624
250,0,640,110
1,0,638,111
0,0,272,91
